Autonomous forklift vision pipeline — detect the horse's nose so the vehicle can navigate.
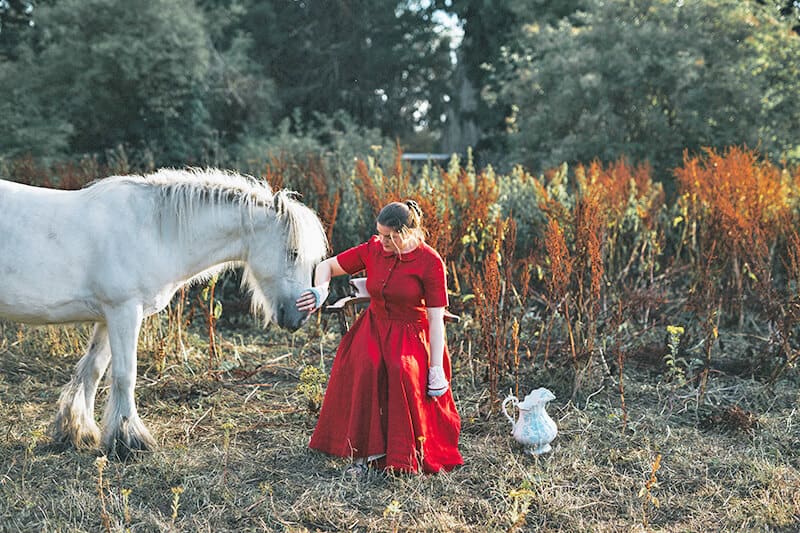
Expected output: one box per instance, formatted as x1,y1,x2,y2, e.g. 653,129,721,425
276,304,288,328
276,303,304,332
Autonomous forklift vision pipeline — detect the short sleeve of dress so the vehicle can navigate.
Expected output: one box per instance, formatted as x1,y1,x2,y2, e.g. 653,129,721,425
336,240,371,275
423,252,449,308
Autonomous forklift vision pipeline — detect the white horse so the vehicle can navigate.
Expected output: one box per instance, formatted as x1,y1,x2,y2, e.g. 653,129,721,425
0,168,328,458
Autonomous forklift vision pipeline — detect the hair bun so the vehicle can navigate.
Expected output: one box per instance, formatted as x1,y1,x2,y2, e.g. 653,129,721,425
405,199,422,218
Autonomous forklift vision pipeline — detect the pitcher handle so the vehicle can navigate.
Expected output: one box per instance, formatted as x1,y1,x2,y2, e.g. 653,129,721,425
501,396,518,426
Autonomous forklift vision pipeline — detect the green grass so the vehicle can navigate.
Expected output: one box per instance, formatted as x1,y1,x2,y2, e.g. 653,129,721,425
0,317,798,532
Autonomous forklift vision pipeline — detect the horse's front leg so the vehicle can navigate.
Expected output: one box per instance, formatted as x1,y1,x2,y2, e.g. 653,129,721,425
52,323,112,449
102,303,156,459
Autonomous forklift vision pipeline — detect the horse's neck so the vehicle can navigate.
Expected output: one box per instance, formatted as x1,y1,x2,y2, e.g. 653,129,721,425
168,202,256,278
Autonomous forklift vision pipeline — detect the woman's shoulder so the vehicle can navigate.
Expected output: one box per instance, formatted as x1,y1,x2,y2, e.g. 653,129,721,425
339,236,381,255
418,241,444,264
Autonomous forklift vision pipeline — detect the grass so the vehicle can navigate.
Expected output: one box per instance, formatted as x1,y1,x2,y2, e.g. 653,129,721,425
0,315,798,532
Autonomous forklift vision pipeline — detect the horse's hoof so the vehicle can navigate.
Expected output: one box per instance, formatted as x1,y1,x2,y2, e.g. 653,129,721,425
51,418,101,451
103,417,156,461
75,430,101,450
106,435,154,461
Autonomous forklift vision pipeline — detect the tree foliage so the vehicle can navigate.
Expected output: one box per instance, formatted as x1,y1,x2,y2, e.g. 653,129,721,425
0,0,455,165
0,0,34,59
1,0,214,162
236,0,455,138
1,0,799,176
490,0,800,178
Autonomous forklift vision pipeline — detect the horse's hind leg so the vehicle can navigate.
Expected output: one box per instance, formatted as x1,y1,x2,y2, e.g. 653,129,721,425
52,323,111,449
102,303,156,459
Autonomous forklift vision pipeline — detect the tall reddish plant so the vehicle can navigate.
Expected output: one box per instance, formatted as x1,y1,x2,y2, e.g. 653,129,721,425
675,146,789,327
262,156,341,243
540,218,573,364
571,194,606,394
573,194,605,333
466,218,528,407
8,154,121,190
575,158,664,289
469,235,503,407
302,157,341,243
769,227,800,382
674,146,795,400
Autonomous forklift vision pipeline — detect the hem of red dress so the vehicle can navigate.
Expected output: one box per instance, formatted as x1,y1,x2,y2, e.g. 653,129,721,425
310,444,463,475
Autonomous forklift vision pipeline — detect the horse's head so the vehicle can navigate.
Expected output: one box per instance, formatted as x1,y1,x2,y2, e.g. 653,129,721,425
245,191,328,331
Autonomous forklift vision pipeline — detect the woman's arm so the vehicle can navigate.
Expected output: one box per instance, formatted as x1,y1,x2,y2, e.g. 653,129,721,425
427,307,446,368
426,306,449,397
296,256,348,313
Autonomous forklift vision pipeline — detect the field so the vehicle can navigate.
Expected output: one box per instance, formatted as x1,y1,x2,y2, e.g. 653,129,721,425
1,311,798,532
2,148,800,531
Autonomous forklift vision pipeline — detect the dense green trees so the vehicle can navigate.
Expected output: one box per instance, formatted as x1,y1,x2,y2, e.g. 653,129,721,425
237,0,454,138
0,0,454,163
1,0,798,179
1,0,214,162
477,0,800,177
0,0,34,59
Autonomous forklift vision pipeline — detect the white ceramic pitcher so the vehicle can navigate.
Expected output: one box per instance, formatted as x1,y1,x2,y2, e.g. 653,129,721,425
501,388,558,455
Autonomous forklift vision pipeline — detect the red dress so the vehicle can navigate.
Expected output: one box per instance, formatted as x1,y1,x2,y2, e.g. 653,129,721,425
309,237,463,473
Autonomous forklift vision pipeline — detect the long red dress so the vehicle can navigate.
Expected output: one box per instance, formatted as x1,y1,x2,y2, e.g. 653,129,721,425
309,236,463,473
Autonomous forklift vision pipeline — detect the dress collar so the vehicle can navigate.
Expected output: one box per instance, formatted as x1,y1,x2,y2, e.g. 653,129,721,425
376,237,423,262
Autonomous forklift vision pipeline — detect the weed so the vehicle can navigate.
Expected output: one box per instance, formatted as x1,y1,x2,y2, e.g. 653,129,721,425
170,486,184,524
296,365,327,414
542,218,573,365
639,453,662,529
221,419,236,485
121,487,132,527
199,275,223,369
663,325,689,387
416,435,426,469
95,457,112,533
676,146,791,328
382,499,402,532
508,482,535,532
22,428,43,489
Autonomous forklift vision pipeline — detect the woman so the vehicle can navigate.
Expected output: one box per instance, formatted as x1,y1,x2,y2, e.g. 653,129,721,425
296,200,463,475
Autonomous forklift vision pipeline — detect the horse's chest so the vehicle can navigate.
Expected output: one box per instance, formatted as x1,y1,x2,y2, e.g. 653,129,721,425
143,287,181,316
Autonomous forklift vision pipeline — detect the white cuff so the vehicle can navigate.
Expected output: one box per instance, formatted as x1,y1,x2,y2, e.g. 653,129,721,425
427,365,448,397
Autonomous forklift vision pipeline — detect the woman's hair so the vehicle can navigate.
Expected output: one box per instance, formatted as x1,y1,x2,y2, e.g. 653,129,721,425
377,200,425,241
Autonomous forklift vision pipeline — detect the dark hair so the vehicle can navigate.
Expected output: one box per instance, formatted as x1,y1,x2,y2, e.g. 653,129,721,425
377,200,425,239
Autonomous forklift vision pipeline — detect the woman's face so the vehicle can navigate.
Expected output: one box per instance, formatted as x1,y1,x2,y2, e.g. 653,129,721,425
376,223,408,254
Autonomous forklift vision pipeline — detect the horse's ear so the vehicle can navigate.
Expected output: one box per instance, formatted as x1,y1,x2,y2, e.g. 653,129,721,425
273,190,301,216
273,192,284,216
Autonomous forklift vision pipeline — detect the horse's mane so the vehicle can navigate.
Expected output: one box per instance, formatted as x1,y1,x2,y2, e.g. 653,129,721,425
85,166,329,276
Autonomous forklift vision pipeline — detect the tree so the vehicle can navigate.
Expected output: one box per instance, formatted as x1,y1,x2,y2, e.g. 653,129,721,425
445,0,589,160
236,0,455,140
0,55,74,158
0,0,34,59
493,0,800,180
442,0,515,157
1,0,214,163
755,0,800,34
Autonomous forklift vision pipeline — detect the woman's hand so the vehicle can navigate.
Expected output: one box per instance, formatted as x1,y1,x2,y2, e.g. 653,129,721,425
296,257,345,314
427,365,449,397
296,286,329,314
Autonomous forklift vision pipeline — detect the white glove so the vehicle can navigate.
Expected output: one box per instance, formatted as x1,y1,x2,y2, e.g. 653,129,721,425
427,365,449,397
314,285,330,308
299,285,329,313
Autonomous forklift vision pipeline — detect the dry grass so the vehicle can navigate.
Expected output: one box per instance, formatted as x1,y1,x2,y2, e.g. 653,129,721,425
1,317,798,533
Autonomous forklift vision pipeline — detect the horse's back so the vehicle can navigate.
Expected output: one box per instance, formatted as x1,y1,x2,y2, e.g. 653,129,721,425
0,179,147,323
0,179,109,250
